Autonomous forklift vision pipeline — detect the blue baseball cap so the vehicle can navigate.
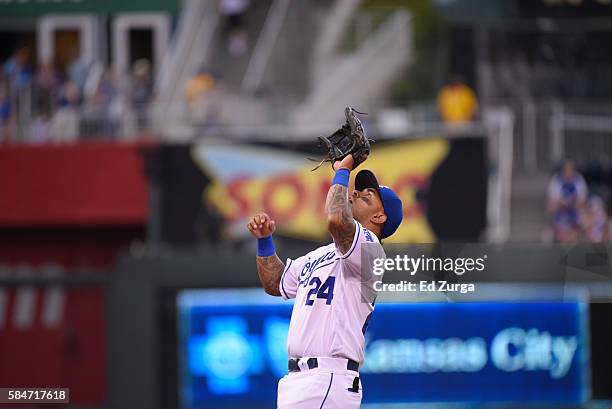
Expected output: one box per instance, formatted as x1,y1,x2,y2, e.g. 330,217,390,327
355,170,403,239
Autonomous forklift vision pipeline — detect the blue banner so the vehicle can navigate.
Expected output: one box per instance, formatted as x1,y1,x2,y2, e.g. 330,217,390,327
177,289,589,408
361,302,589,404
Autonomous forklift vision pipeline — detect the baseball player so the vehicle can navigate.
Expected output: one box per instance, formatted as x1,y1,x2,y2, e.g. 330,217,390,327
247,154,403,408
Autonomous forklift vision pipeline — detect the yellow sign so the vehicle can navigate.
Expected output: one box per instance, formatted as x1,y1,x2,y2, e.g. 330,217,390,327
198,139,449,243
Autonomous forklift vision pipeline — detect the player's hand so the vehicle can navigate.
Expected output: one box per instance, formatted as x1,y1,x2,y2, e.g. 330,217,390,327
247,212,276,238
333,154,355,171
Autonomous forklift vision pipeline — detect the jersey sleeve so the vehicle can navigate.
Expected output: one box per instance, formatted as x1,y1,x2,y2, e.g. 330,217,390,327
336,220,384,279
278,254,307,300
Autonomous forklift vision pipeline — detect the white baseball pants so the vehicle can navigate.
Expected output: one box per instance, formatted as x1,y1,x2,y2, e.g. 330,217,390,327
277,357,362,409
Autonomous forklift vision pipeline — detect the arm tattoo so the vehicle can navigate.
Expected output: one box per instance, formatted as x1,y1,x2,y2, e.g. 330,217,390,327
256,254,285,296
325,184,356,254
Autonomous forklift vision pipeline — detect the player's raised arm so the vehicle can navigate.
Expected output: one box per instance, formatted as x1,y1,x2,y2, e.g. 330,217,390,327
247,212,284,296
325,155,357,254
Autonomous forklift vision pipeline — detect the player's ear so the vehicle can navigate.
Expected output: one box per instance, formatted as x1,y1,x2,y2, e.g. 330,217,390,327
371,212,387,225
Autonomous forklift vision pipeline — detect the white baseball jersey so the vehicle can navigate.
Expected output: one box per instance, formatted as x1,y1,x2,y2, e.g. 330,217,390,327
278,220,385,365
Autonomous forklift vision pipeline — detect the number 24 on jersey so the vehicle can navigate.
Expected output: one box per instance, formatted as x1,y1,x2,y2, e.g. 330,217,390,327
305,276,335,306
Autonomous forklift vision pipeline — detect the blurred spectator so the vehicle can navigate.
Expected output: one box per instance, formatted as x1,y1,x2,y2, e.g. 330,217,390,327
29,114,50,143
33,61,61,118
93,70,119,108
83,69,121,137
185,69,223,132
219,0,250,57
3,48,32,142
185,70,215,105
437,74,478,124
130,59,153,132
3,47,32,93
67,48,88,97
49,82,80,143
0,82,11,141
579,195,609,243
28,62,60,142
547,160,588,243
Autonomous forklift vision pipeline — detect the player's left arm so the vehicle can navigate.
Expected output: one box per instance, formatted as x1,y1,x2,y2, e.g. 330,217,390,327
326,155,357,255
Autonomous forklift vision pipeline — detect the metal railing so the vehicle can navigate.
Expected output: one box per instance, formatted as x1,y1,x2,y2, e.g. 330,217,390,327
503,98,612,173
1,92,155,143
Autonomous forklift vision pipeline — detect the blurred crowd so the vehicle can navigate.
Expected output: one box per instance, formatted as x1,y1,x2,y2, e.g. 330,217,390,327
0,47,153,143
547,160,612,243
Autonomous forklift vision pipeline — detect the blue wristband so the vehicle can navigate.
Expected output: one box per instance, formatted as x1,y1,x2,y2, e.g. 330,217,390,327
257,235,275,257
332,168,350,187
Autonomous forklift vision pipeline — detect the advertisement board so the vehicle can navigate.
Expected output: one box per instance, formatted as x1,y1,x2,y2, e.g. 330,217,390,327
0,143,150,227
177,289,589,408
158,138,487,244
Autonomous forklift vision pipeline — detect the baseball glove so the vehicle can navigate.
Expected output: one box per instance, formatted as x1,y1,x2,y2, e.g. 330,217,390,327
311,106,372,171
